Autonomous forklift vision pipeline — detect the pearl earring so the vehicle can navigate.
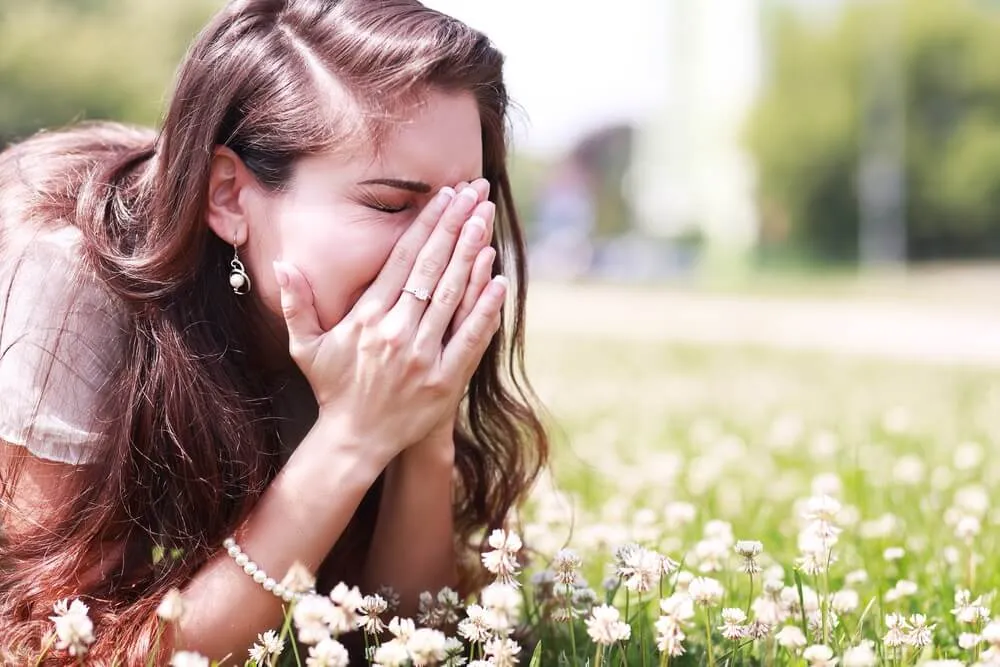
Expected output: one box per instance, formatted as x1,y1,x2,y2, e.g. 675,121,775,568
229,235,251,295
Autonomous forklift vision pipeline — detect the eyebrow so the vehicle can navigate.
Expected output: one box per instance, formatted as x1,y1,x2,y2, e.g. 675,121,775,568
358,178,433,194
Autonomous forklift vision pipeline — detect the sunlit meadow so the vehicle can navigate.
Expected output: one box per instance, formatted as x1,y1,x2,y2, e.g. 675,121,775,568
36,328,1000,666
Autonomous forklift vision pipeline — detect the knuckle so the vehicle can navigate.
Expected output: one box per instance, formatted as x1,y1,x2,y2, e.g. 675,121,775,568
389,244,415,270
433,284,462,308
416,256,443,280
354,302,382,328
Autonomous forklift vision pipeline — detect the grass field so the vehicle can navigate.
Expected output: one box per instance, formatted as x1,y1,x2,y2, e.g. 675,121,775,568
516,329,1000,665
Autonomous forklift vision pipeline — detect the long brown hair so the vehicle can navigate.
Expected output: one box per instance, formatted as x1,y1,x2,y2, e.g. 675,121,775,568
0,0,548,662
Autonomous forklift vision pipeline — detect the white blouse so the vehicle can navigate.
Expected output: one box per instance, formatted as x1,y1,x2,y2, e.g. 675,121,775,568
0,225,124,465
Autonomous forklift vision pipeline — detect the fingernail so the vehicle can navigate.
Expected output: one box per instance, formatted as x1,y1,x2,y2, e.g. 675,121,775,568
458,186,479,204
492,275,509,293
273,261,289,288
438,186,456,202
462,216,486,243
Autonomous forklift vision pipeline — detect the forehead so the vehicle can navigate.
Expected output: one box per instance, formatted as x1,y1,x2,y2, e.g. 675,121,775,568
363,90,484,187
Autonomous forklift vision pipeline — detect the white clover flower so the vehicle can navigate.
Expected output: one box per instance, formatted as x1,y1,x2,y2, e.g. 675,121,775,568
659,593,695,622
921,662,964,667
804,495,842,523
885,579,918,603
956,516,982,543
802,644,837,667
844,570,869,586
49,598,95,658
718,608,747,641
655,615,686,657
907,614,935,647
156,588,185,623
482,529,522,586
746,620,772,640
388,616,416,643
982,621,1000,647
694,538,730,573
883,547,906,562
457,605,494,644
775,625,807,651
752,593,786,626
407,628,449,667
952,590,992,625
619,545,663,594
831,589,859,615
735,540,764,575
293,594,335,645
688,577,724,606
841,641,876,667
170,651,210,667
484,636,522,667
282,561,317,595
664,501,697,529
811,473,843,498
586,604,632,646
552,548,583,586
704,519,735,546
883,613,911,647
372,639,410,667
358,594,389,635
305,637,349,667
248,629,284,667
443,636,466,667
481,582,521,630
960,633,983,649
807,610,840,636
467,662,493,667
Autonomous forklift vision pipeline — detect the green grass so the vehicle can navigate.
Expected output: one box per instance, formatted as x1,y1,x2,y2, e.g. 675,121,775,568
519,334,1000,665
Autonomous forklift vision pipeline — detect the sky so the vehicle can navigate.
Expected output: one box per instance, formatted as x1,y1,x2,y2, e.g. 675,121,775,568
423,1,668,158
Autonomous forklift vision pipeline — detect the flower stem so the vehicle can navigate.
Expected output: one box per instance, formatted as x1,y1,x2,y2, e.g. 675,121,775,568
567,604,578,664
595,643,605,667
704,609,715,667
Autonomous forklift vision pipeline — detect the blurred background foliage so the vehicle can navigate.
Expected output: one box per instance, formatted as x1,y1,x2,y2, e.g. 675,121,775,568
748,0,1000,263
1,0,999,269
0,0,218,142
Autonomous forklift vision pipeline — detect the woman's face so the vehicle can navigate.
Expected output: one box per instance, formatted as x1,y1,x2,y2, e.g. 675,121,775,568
236,90,484,337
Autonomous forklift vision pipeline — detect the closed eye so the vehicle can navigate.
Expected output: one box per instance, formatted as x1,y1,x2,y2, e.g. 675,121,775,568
366,200,410,214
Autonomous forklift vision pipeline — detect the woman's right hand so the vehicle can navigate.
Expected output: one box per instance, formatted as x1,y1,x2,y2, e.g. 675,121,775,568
272,180,503,468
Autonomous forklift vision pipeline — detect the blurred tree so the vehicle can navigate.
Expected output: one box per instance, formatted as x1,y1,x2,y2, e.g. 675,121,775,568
746,0,1000,262
0,0,221,144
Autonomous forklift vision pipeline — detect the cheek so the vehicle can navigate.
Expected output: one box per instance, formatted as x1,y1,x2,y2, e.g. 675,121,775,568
275,205,403,328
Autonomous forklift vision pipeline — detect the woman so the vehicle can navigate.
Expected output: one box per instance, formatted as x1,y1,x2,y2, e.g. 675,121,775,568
0,0,548,663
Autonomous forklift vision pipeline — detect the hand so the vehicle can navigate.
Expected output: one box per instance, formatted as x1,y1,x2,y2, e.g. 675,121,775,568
409,179,496,455
273,180,503,468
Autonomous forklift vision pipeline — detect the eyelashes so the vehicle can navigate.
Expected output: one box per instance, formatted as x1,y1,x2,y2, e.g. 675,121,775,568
367,201,409,214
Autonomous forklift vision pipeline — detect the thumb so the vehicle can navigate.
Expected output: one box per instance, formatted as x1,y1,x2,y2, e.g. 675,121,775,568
273,260,323,345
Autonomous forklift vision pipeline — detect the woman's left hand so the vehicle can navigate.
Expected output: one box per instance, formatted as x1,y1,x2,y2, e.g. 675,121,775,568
408,179,496,458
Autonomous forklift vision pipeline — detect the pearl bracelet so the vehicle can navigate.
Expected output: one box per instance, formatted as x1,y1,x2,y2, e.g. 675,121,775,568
222,537,315,604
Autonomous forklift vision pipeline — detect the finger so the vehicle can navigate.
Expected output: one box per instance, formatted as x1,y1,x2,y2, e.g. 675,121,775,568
448,200,496,335
273,260,324,350
449,245,495,339
441,275,507,379
414,213,489,348
355,186,456,312
388,185,482,322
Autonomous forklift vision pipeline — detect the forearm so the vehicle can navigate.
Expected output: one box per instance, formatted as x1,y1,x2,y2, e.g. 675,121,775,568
361,438,458,615
173,417,383,662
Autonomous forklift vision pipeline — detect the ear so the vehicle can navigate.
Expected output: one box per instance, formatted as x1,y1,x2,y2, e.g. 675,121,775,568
206,146,259,247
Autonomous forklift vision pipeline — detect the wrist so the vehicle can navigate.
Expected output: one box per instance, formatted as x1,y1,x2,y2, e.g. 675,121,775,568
296,412,388,480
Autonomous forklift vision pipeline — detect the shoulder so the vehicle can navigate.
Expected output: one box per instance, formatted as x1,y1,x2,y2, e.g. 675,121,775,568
0,224,125,464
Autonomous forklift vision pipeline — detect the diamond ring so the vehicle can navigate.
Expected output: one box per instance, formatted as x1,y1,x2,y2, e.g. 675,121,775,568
401,286,432,302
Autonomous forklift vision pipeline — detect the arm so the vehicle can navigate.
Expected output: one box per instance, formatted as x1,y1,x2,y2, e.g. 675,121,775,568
2,416,384,664
360,431,458,616
174,416,383,660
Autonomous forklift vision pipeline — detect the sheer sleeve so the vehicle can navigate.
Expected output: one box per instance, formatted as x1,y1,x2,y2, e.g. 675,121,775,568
0,226,124,465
